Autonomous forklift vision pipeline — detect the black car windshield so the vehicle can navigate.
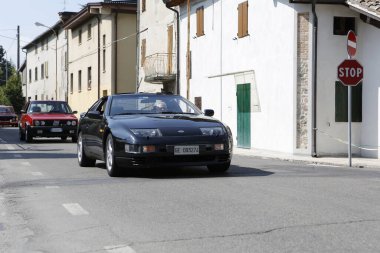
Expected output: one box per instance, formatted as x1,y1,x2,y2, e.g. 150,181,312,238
28,101,73,113
110,95,202,116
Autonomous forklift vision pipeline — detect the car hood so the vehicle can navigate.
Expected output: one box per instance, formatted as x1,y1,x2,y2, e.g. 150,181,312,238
109,114,224,136
0,113,16,117
27,113,78,120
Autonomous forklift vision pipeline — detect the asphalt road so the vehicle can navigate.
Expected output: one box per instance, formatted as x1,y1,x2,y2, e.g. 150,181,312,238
1,127,380,253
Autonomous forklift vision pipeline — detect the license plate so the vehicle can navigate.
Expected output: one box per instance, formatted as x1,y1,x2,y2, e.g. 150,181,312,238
51,128,63,133
174,146,199,155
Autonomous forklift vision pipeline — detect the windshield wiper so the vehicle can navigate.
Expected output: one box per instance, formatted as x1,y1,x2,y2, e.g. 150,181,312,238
159,111,197,115
113,112,138,115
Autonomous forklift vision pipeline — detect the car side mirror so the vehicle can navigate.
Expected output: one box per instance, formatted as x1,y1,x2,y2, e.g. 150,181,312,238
80,112,86,119
204,109,214,117
87,111,102,119
72,111,78,114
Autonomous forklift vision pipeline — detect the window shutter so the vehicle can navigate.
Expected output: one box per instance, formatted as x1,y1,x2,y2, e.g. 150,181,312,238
201,7,205,35
243,1,248,35
237,3,243,37
45,62,49,78
141,39,146,67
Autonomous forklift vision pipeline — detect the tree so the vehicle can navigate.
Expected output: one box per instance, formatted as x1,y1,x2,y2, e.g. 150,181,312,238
0,86,10,105
4,74,24,113
0,46,15,86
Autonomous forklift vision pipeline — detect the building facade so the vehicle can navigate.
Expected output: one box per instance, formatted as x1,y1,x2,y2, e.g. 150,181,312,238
165,0,380,158
138,0,179,93
64,1,137,115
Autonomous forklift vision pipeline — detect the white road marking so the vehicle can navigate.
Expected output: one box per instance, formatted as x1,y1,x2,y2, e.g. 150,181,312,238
5,144,15,150
45,186,60,189
104,245,136,253
62,203,89,216
13,154,22,158
31,172,43,176
21,162,31,166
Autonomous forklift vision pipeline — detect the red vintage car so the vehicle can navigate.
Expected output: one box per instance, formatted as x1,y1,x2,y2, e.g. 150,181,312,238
0,105,18,127
19,100,78,143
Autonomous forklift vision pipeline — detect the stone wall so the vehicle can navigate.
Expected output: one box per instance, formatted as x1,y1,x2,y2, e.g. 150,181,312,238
296,13,310,149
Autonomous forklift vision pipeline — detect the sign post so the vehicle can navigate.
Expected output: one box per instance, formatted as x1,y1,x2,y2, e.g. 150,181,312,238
337,30,363,167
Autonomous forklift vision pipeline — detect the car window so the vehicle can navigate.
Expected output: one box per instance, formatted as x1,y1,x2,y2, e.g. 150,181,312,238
0,107,12,113
28,102,72,113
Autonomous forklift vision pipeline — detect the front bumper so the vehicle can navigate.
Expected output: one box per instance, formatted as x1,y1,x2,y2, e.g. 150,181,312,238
113,138,232,168
0,120,18,127
29,126,77,137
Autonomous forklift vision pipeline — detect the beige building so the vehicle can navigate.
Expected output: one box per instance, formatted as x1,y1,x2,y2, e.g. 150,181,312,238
138,0,179,93
64,1,137,114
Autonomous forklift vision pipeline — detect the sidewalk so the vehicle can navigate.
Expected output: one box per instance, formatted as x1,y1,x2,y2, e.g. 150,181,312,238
233,147,380,169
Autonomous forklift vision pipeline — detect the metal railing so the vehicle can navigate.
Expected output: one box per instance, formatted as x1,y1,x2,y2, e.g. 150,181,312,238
143,53,176,83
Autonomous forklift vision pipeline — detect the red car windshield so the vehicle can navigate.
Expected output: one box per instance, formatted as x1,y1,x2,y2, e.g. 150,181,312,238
28,102,72,114
0,106,14,113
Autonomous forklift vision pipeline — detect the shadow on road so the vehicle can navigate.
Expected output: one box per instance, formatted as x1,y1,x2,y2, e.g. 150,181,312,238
95,163,274,179
0,152,77,160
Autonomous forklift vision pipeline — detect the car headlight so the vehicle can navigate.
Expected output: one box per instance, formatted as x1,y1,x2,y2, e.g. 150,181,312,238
130,128,162,137
34,120,40,126
67,121,72,126
72,121,77,126
41,121,45,126
200,127,224,136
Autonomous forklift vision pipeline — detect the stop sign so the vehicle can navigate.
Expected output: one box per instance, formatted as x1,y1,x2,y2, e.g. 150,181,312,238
337,59,363,86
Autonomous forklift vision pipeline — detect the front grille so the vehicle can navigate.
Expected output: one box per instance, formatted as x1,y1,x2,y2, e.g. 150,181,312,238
0,116,15,121
40,120,71,126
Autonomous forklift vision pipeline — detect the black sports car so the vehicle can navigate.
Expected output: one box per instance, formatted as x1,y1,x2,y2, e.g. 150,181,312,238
77,93,233,177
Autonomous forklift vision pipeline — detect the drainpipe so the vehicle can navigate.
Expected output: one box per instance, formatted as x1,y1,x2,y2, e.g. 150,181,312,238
97,15,101,99
136,0,140,92
311,0,318,157
165,5,180,95
115,12,118,94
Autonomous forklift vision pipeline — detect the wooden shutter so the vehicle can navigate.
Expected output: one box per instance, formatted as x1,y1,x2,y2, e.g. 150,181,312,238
237,1,248,38
142,0,146,12
167,25,173,74
141,39,146,67
196,7,204,37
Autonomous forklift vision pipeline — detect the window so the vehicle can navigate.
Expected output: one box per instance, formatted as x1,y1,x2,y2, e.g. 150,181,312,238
196,7,205,37
87,24,92,40
41,64,44,80
334,17,355,35
78,70,82,92
142,0,146,12
46,39,48,50
35,45,38,54
41,41,44,51
35,95,37,100
70,73,74,94
45,62,49,78
35,67,38,81
195,96,202,110
29,69,32,83
87,67,92,90
335,81,362,122
141,39,146,67
78,29,82,44
103,35,106,72
237,1,249,38
64,52,68,71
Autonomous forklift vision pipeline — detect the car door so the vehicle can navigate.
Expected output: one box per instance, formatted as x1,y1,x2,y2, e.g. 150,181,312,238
86,97,108,159
20,102,30,131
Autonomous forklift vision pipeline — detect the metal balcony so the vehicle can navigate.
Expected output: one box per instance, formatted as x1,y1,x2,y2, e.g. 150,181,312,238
143,53,177,84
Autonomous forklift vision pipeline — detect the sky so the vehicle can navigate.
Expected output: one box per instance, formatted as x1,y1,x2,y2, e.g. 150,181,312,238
0,0,103,67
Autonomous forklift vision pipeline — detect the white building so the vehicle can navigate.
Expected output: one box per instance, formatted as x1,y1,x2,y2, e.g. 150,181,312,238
138,0,179,93
164,0,380,158
22,12,75,102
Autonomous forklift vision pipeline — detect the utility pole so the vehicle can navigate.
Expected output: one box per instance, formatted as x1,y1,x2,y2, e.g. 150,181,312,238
186,0,190,99
17,26,20,70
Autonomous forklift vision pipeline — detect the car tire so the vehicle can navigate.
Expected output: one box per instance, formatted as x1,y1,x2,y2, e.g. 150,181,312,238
19,127,25,141
61,136,67,141
105,134,120,177
207,162,230,173
77,132,96,167
72,135,78,143
25,126,33,143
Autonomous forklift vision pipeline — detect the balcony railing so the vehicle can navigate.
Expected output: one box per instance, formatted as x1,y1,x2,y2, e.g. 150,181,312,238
143,53,177,83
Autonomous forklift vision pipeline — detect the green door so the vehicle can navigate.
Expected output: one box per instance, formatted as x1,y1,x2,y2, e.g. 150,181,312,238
237,83,251,148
